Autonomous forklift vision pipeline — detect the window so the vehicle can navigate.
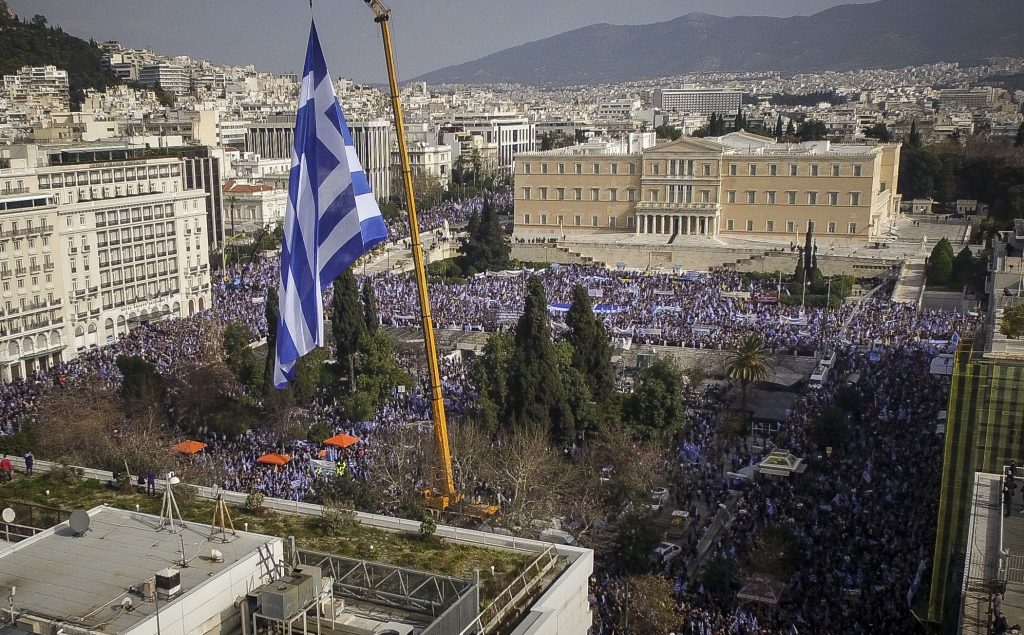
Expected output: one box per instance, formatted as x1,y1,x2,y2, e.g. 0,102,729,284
748,164,757,176
608,217,616,228
556,188,565,200
790,164,798,176
557,215,564,226
831,164,840,177
523,214,531,224
651,163,659,175
573,188,582,201
592,163,600,174
810,164,819,177
807,220,816,232
828,192,838,206
700,190,710,203
766,220,775,232
629,163,636,175
539,187,548,200
574,215,581,226
557,163,565,174
608,189,618,202
827,222,837,234
746,220,754,231
522,187,531,200
611,163,618,175
808,192,818,205
575,163,582,174
850,192,861,206
649,190,659,202
727,191,737,203
591,188,600,201
541,163,548,174
524,163,531,174
769,164,778,176
766,191,777,204
849,222,858,234
853,164,863,177
592,216,598,226
702,163,711,176
726,219,735,231
729,164,738,176
627,189,636,202
786,191,796,205
540,214,548,225
786,220,795,233
746,191,756,204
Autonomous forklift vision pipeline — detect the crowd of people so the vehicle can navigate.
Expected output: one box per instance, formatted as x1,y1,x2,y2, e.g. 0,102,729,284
0,187,980,632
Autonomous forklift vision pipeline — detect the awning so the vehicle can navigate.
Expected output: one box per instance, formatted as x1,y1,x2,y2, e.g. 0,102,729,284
324,433,361,449
170,440,207,455
256,453,292,466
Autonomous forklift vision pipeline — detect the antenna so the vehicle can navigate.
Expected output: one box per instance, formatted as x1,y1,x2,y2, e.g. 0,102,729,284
157,473,186,532
68,510,91,536
208,492,236,543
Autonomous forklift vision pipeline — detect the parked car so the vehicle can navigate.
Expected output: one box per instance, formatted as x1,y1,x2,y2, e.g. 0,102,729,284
649,487,670,512
650,541,682,564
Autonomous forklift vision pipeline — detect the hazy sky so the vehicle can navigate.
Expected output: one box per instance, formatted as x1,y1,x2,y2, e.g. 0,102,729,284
9,0,874,83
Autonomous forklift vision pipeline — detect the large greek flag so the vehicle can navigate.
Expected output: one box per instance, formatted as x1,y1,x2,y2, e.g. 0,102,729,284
274,21,388,388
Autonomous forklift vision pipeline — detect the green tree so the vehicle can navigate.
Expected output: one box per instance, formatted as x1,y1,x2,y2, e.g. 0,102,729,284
354,330,413,409
899,146,942,200
936,157,957,205
863,122,892,142
614,575,680,633
117,355,165,404
927,238,955,286
623,358,683,439
565,285,615,399
361,279,379,333
222,322,262,392
908,119,922,148
332,270,365,392
655,124,682,141
292,347,329,405
458,199,510,275
612,511,662,573
1015,122,1024,148
952,246,975,284
1001,305,1024,339
810,405,849,450
774,115,784,139
785,119,796,138
725,333,774,408
746,525,802,579
506,277,575,440
797,119,828,141
471,332,514,433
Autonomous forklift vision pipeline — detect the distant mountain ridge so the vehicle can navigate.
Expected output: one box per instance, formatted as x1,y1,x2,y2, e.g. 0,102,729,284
414,0,1024,85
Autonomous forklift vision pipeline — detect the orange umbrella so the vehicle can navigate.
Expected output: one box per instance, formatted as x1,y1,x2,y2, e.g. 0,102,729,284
170,440,207,455
256,453,291,466
324,433,361,449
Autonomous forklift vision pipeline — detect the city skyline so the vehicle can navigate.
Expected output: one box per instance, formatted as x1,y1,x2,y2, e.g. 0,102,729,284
7,0,874,84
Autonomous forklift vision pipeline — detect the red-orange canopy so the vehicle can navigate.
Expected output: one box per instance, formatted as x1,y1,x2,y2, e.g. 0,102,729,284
170,440,207,455
256,453,291,466
324,433,361,449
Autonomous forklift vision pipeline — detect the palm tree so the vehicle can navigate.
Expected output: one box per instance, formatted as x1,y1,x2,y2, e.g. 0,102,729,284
725,334,774,408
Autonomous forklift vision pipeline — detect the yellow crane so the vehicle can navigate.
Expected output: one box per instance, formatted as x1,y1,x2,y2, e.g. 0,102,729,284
362,0,458,510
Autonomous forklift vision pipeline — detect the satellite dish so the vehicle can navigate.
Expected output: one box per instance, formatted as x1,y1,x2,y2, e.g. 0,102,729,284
1,508,14,523
69,510,91,535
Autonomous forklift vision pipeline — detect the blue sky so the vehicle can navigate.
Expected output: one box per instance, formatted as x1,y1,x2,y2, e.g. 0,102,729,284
8,0,873,83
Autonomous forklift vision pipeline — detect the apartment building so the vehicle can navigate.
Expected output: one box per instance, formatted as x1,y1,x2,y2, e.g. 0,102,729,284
139,63,190,96
652,88,743,115
1,65,70,116
0,143,211,380
514,132,902,241
448,112,535,170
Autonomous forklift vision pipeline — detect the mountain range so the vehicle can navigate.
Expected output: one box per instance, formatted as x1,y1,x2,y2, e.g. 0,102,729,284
413,0,1024,85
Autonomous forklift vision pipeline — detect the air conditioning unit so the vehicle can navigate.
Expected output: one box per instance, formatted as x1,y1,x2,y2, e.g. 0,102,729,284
142,577,157,598
14,617,49,634
155,568,181,599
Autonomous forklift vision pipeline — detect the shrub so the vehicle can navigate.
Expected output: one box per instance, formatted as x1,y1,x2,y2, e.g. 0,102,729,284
319,497,357,534
244,491,265,513
419,515,438,538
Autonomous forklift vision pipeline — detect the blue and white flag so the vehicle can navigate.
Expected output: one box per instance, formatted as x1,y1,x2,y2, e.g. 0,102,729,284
274,22,388,388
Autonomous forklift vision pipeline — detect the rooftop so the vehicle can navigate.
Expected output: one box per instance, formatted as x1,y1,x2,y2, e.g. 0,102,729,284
0,506,280,634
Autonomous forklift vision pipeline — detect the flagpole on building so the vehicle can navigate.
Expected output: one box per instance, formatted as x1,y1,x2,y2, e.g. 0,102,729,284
363,0,457,508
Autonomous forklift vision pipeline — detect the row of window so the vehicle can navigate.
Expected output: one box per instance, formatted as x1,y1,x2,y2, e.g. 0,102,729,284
98,241,178,267
0,235,50,254
723,219,857,234
100,260,180,288
1,274,54,295
724,190,862,206
523,161,637,176
38,164,181,188
521,187,637,202
726,162,863,178
96,204,175,227
521,213,634,229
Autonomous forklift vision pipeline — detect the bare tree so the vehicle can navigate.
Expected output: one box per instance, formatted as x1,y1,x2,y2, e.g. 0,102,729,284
34,378,123,468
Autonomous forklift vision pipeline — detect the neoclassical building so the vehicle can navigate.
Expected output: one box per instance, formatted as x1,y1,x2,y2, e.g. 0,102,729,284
514,132,902,242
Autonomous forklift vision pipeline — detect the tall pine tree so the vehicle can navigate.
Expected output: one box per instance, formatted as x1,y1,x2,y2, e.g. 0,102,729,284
332,270,365,392
361,278,379,333
506,277,574,440
264,287,279,394
566,285,615,399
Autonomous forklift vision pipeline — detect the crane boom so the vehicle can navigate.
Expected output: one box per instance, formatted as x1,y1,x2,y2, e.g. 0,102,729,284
363,0,457,506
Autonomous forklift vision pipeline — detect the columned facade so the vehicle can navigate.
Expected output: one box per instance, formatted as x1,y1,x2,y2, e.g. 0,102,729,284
636,210,720,237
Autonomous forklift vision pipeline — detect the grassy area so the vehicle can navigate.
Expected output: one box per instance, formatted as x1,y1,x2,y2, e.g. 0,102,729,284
0,474,531,605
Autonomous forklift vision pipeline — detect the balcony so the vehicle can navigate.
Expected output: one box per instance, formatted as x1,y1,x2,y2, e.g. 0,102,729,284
29,265,40,274
0,186,30,196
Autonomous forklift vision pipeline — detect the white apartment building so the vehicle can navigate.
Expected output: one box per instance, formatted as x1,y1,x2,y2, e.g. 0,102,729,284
223,179,287,231
139,63,190,95
390,141,452,193
0,143,211,380
1,65,70,116
449,112,535,170
653,88,743,115
596,99,641,121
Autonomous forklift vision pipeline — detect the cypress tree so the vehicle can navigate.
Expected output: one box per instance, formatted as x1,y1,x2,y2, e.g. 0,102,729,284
908,119,921,148
361,278,379,333
264,287,279,394
566,285,615,399
774,115,784,139
332,270,365,392
803,227,814,273
734,110,744,131
506,277,574,440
